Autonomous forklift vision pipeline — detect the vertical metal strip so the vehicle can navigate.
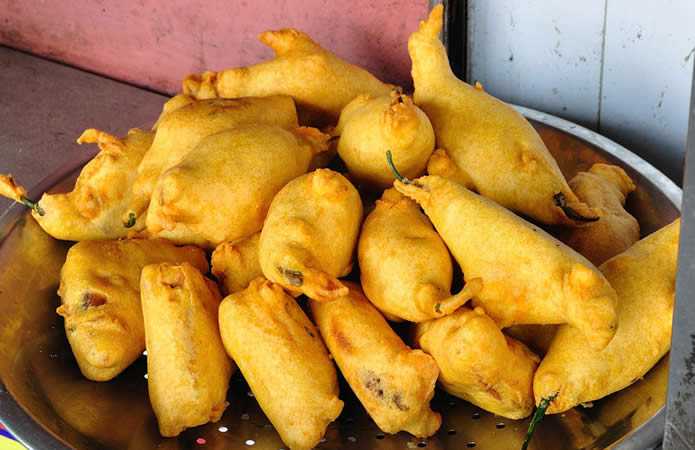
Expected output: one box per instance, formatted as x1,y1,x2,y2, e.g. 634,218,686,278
428,0,467,80
663,64,695,450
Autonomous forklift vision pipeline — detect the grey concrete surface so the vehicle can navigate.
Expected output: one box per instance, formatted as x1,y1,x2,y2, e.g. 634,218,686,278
0,46,166,212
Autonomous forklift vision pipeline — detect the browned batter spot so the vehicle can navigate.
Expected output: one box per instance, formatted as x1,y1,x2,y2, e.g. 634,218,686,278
331,323,354,353
81,292,107,309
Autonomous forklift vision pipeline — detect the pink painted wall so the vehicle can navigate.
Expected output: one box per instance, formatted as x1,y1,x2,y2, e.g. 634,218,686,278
1,0,429,94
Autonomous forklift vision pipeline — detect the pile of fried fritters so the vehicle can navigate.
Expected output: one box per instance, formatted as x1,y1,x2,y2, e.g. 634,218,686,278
0,6,679,450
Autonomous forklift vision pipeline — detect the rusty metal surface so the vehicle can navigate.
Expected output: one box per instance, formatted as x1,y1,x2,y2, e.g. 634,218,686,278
0,0,430,93
0,46,166,215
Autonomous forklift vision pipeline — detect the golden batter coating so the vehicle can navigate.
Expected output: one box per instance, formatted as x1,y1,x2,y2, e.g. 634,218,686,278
141,263,233,437
182,29,393,126
127,95,298,225
394,175,618,350
415,307,539,419
560,163,640,265
259,169,363,301
310,282,441,437
336,91,435,189
359,188,481,322
505,324,557,356
152,94,196,129
211,232,262,295
145,125,329,248
218,278,343,450
409,6,595,225
56,239,207,381
0,128,153,240
426,148,475,188
534,219,680,414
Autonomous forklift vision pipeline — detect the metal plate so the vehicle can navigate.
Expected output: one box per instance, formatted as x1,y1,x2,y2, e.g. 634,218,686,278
0,108,682,450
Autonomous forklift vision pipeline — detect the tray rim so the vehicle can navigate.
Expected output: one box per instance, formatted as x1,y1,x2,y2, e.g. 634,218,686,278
0,106,682,450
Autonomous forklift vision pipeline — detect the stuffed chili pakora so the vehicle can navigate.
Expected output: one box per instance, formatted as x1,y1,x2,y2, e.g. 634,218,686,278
218,278,343,450
259,169,362,301
183,29,393,125
336,91,434,189
141,263,233,437
145,124,329,248
0,128,153,240
56,239,207,381
560,163,640,265
534,219,680,414
408,5,595,225
126,95,298,226
310,283,441,437
415,307,539,419
394,174,618,350
359,188,481,322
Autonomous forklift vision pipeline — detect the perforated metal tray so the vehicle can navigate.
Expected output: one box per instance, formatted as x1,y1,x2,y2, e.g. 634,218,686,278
0,107,681,450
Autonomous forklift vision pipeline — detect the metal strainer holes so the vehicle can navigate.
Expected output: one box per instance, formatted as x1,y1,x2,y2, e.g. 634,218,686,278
466,442,477,448
417,442,427,448
496,422,506,429
447,429,456,435
244,439,255,446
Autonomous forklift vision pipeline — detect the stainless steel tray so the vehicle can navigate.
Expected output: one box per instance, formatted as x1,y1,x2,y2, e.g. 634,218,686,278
0,107,682,450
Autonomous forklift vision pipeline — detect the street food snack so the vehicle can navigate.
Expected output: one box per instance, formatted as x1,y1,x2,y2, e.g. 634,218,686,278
560,163,640,265
336,91,435,189
145,125,329,248
259,169,362,301
534,220,680,414
56,239,207,381
219,278,343,450
393,173,618,350
211,232,262,295
310,283,441,437
126,95,298,225
0,128,153,240
359,188,480,321
408,5,595,225
141,263,233,437
182,29,393,125
415,306,539,419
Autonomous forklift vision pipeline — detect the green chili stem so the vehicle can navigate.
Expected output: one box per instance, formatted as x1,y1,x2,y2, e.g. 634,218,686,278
386,150,413,184
521,393,558,450
21,197,45,216
124,212,136,228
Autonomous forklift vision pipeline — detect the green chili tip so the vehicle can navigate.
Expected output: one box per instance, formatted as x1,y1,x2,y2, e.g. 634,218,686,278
553,193,598,223
124,212,136,228
521,392,558,450
21,198,45,216
386,150,414,185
